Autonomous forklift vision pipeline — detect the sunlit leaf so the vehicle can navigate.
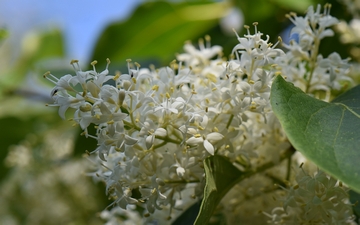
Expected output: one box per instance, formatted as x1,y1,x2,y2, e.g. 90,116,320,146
0,29,65,90
271,0,315,11
0,28,8,42
270,75,360,192
91,1,229,67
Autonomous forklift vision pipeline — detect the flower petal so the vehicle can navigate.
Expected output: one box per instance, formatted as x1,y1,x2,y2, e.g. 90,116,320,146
206,132,224,143
176,167,186,177
186,137,204,145
154,128,167,137
203,139,215,155
125,135,138,145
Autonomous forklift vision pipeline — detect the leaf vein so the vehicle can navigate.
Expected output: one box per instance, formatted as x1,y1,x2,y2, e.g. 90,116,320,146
334,103,360,118
332,107,346,176
303,106,326,133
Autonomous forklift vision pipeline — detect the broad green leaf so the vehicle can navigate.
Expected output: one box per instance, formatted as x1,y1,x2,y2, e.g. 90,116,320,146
270,0,315,11
0,28,8,42
91,1,229,67
194,155,243,225
349,190,360,220
270,75,360,192
172,201,201,225
0,29,65,92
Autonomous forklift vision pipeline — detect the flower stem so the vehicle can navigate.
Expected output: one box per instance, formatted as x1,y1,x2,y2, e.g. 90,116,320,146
224,145,296,198
305,36,320,93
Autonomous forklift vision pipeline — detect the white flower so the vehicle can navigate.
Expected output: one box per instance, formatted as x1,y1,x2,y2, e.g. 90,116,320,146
43,73,77,94
186,132,224,155
232,24,284,80
102,121,138,152
177,35,222,68
138,176,167,214
281,169,353,224
108,184,138,210
50,91,84,119
336,18,360,44
145,127,167,149
154,99,179,115
318,52,352,85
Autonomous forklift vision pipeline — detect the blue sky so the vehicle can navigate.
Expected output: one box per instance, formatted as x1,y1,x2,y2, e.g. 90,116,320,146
0,0,141,62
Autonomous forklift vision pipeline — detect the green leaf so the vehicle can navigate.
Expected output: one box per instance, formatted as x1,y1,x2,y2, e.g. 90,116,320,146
194,155,243,225
270,0,315,11
0,29,65,91
172,201,201,225
0,28,8,42
349,190,360,220
270,75,360,192
91,1,229,67
0,116,46,181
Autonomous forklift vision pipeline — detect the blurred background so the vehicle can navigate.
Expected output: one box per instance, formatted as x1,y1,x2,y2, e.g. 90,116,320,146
0,0,356,224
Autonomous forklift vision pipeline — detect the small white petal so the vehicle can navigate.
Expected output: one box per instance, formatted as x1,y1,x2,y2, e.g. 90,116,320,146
186,137,204,145
253,81,263,92
158,191,167,200
146,135,154,149
125,135,138,145
200,115,209,127
112,112,128,121
154,128,167,137
147,201,155,214
127,196,138,204
118,198,128,209
176,167,186,177
203,140,215,155
169,108,178,114
206,132,224,143
99,152,107,161
99,102,112,115
178,125,187,134
239,81,251,92
187,128,198,135
131,157,140,167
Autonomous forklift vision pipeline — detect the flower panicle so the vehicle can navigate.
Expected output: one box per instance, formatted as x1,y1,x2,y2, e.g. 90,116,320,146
44,4,355,223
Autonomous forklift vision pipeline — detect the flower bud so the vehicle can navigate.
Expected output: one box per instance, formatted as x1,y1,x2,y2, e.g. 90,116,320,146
123,80,132,91
118,90,126,106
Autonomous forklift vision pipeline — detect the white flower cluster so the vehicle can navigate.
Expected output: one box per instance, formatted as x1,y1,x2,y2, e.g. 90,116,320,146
264,168,355,224
45,23,286,221
337,19,360,45
45,4,354,224
278,4,352,96
336,0,360,62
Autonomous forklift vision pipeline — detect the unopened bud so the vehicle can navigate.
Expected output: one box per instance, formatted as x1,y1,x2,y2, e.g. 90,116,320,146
118,90,126,106
123,80,132,91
